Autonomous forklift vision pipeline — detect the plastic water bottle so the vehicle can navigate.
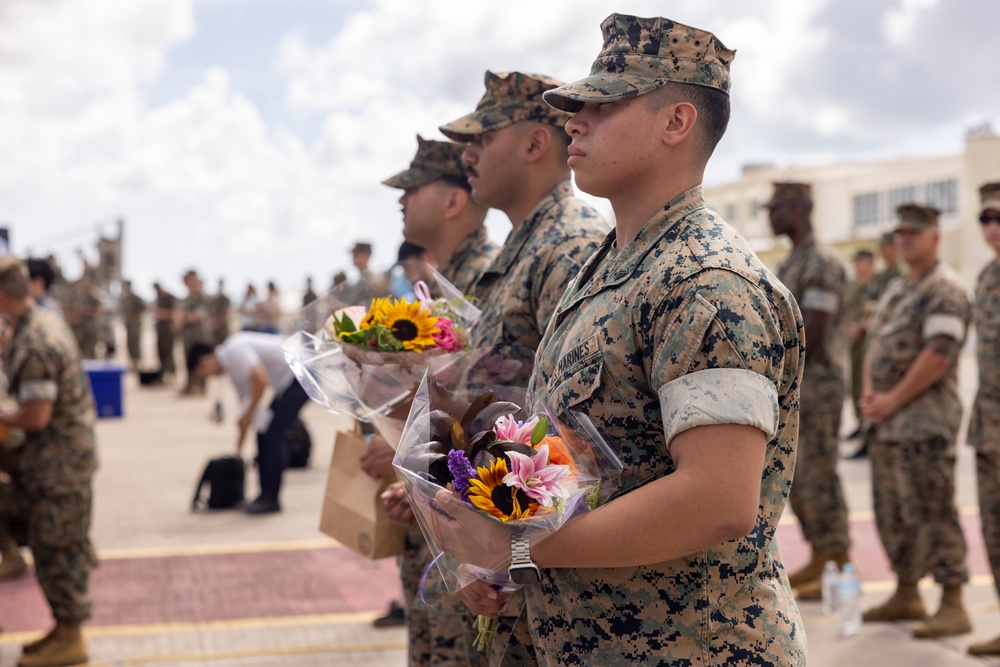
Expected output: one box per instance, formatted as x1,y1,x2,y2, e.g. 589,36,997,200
821,560,840,615
838,563,862,636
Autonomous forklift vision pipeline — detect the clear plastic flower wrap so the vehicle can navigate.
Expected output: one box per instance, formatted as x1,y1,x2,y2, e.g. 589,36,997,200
282,263,481,442
391,347,623,651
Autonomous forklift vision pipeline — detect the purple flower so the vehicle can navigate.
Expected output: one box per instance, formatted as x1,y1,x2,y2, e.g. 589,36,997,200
447,449,476,502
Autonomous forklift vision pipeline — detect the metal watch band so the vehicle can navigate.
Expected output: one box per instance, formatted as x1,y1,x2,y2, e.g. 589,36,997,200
511,528,533,566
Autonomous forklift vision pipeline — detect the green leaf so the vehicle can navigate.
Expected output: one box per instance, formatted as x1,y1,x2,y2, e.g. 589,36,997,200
530,417,548,446
338,312,357,334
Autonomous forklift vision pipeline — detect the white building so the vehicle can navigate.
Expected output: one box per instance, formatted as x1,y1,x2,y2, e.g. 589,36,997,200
704,131,1000,286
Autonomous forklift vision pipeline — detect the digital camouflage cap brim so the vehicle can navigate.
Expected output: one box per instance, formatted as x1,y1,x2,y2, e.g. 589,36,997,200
544,13,735,113
439,71,571,143
382,135,468,190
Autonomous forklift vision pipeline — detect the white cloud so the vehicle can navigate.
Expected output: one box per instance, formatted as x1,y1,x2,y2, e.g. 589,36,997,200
884,0,938,46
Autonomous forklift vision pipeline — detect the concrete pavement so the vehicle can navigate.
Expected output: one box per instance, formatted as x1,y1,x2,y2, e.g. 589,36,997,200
2,352,1000,666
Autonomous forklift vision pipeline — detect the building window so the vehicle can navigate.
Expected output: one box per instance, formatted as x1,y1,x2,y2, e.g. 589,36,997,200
925,179,958,213
887,186,917,218
854,192,880,228
725,202,738,222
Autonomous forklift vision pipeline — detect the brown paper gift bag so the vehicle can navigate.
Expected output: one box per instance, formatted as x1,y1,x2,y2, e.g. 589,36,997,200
319,429,406,559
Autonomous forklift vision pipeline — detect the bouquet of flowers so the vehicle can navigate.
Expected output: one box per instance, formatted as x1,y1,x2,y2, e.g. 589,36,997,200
392,349,622,652
283,264,479,441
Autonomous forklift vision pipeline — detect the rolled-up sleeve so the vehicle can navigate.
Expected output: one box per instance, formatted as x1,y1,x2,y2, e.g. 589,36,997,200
658,368,779,444
923,313,965,341
801,288,839,315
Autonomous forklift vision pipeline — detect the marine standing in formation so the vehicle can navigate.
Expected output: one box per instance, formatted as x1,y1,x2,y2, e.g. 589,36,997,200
0,257,99,667
434,14,807,665
768,181,851,598
861,204,972,638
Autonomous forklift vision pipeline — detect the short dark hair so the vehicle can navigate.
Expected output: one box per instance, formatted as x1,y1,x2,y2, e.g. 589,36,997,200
397,241,425,263
647,82,731,161
27,258,54,290
437,174,472,193
187,342,216,374
852,249,875,261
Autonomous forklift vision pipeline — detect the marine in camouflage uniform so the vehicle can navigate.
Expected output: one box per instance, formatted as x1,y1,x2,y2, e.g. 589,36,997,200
0,257,97,667
381,134,497,666
154,283,177,377
967,183,1000,656
120,280,145,368
768,182,851,594
432,16,807,665
209,282,232,346
861,204,971,638
846,250,876,421
69,280,101,360
440,70,609,664
180,271,212,395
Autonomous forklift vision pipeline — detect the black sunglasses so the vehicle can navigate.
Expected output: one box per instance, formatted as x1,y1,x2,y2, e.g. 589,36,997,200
980,213,1000,226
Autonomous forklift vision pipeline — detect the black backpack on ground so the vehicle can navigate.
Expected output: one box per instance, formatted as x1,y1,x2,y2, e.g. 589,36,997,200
286,418,312,469
192,456,245,511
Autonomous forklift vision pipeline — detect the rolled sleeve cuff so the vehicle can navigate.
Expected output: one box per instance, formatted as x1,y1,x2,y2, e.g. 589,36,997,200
801,288,839,314
922,315,965,341
658,369,780,445
923,314,965,341
19,380,57,403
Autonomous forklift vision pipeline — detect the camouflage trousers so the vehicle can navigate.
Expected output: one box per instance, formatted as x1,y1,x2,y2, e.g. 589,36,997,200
400,529,488,667
976,449,1000,599
156,321,175,374
75,323,98,360
126,322,142,364
870,437,968,585
182,330,208,391
788,409,851,555
0,477,97,623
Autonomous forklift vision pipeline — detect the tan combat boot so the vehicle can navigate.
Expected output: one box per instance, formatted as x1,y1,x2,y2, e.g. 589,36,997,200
862,580,926,622
969,634,1000,656
17,622,88,667
913,584,972,638
20,628,57,656
787,552,825,588
0,547,28,580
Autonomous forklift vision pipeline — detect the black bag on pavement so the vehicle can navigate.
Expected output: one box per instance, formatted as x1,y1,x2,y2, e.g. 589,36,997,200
192,456,245,511
286,418,312,469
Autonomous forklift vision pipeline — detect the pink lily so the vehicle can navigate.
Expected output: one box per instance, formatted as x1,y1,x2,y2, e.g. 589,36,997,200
494,415,539,444
502,444,571,507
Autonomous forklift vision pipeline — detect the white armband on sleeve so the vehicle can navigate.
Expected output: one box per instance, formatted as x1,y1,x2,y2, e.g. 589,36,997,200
923,314,965,341
19,380,57,403
801,288,839,315
658,368,780,445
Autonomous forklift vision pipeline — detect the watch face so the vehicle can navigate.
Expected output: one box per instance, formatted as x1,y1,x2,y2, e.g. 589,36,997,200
509,564,541,585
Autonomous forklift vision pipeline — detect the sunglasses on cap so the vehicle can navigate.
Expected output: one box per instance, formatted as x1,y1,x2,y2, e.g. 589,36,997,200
980,213,1000,226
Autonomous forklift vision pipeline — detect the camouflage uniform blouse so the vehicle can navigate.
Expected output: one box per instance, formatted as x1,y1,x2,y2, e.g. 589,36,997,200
968,260,1000,450
182,289,212,342
4,306,97,495
438,227,498,294
866,262,971,444
776,238,847,407
528,187,807,666
469,181,608,349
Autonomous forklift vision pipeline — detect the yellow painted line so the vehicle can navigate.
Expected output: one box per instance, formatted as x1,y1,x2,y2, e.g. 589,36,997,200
76,641,408,666
94,538,340,561
0,610,387,644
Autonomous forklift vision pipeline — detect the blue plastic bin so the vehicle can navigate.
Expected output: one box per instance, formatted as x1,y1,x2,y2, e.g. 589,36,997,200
83,361,125,419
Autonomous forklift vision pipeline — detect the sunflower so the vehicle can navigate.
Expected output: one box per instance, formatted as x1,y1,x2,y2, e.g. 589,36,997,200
467,457,539,522
369,298,440,351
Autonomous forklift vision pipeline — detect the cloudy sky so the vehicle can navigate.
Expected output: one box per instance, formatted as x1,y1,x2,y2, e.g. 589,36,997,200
1,0,996,299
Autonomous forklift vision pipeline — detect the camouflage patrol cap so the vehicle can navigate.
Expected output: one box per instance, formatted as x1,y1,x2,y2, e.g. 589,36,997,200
439,71,571,143
894,203,940,232
0,255,29,297
382,136,468,190
764,182,812,209
543,13,735,113
980,182,1000,213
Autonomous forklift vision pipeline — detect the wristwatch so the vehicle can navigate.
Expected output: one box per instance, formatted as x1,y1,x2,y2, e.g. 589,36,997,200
508,527,541,585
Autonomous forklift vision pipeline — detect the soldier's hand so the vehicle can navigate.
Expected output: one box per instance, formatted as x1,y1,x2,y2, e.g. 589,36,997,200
360,435,396,480
861,391,897,424
381,482,417,526
429,489,512,570
456,577,513,617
